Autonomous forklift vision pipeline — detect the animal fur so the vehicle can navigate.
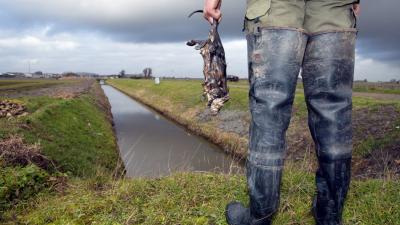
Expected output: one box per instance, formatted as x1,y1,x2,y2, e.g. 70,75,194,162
187,10,229,114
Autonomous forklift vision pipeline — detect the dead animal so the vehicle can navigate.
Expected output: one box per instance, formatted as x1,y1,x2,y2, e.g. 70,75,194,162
187,10,229,115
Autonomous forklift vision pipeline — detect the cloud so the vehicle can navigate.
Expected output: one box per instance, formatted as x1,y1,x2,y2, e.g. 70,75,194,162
0,0,246,42
0,0,398,80
1,0,399,64
356,0,400,64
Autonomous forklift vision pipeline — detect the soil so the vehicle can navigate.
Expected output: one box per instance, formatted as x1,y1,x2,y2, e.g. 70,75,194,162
352,105,400,146
0,79,94,99
216,110,249,136
353,140,400,179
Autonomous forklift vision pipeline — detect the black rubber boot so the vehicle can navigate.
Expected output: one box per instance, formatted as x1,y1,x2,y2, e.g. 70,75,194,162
226,28,308,225
302,31,356,225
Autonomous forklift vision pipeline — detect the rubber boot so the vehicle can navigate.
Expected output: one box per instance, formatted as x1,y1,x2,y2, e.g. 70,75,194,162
302,31,356,225
226,28,308,225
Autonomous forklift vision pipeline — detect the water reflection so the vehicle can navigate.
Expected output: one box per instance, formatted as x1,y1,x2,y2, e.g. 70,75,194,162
101,85,242,178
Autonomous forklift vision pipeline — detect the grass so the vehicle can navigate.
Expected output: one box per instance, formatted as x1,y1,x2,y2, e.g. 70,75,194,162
24,95,118,177
0,165,49,212
106,79,251,158
1,78,399,224
295,81,400,95
2,171,399,224
353,82,400,95
1,80,121,216
0,88,119,178
107,79,400,159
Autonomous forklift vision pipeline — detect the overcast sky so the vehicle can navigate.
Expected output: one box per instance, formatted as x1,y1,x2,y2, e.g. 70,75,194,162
0,0,399,81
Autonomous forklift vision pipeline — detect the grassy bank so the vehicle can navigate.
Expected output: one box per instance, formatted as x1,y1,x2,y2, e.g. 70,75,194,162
1,79,399,224
1,80,122,216
107,79,400,166
107,79,250,158
3,171,399,224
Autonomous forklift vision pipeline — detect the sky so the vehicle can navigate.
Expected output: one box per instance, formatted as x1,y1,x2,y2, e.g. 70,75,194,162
0,0,399,81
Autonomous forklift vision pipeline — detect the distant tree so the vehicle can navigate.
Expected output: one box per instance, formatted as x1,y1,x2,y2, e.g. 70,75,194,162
143,68,152,78
363,79,368,82
63,72,79,77
119,70,126,78
390,79,396,83
34,71,43,75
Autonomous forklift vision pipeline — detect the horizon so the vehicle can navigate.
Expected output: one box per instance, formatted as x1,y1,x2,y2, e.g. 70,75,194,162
0,1,399,81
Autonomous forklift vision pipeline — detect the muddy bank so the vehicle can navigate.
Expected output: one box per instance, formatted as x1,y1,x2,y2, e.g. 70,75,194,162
262,104,400,179
152,102,400,179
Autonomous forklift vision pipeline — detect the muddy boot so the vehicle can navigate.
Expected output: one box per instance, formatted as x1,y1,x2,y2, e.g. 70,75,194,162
302,31,356,225
226,28,308,225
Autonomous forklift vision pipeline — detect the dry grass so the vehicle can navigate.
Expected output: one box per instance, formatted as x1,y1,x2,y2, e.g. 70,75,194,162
0,135,54,170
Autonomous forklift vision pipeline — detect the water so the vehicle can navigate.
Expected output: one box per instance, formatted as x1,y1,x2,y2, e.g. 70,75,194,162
101,85,242,178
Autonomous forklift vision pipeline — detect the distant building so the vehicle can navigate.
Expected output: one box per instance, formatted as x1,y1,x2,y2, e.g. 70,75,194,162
0,72,25,78
227,75,239,82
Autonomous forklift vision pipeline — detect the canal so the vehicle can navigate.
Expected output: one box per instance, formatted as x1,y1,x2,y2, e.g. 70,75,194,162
101,85,242,178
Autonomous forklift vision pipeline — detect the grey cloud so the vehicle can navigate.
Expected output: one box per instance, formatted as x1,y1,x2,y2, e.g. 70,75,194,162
356,0,400,64
0,0,246,43
0,0,399,71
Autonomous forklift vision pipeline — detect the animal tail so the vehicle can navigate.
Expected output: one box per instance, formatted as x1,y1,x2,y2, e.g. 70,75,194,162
188,10,203,18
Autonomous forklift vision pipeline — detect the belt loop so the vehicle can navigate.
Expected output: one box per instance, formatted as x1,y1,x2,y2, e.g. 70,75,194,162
253,18,262,36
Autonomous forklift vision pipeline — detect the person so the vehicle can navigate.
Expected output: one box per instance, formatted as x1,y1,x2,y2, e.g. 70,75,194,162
203,0,360,224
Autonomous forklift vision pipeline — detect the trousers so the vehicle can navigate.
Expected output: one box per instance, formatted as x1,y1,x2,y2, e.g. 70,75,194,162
239,0,358,224
245,0,358,34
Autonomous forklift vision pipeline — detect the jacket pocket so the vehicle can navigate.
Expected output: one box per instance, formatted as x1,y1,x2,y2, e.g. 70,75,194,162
246,0,271,20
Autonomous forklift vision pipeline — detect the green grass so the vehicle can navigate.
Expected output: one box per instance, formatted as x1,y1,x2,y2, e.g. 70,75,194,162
108,79,399,114
108,79,400,158
2,171,399,225
1,81,121,215
353,82,400,95
1,93,119,177
0,165,49,211
1,79,398,224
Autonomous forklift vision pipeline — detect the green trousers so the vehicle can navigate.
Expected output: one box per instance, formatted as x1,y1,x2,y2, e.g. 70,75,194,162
245,0,358,34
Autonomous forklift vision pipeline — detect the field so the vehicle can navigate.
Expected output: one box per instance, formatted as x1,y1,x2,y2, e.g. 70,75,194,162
0,79,76,92
108,79,400,179
1,78,399,224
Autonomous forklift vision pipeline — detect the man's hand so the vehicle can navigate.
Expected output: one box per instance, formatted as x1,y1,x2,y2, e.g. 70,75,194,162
203,0,222,24
353,4,360,16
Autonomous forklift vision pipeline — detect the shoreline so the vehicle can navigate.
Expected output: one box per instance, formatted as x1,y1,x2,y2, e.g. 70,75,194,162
106,81,248,163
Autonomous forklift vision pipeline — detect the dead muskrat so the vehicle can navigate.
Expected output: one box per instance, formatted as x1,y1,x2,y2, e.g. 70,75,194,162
187,10,229,115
